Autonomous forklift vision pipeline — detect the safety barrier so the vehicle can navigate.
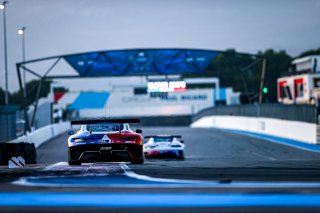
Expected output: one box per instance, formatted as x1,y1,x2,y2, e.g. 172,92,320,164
76,115,192,127
10,121,70,148
0,122,70,165
139,115,191,126
191,116,318,145
193,104,319,124
0,142,37,165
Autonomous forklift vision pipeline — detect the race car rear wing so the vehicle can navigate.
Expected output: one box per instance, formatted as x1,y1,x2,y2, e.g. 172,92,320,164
144,135,182,139
71,118,140,125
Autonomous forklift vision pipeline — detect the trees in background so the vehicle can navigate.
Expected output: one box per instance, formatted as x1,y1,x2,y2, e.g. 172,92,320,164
184,49,292,102
0,87,6,105
258,49,292,102
184,48,293,103
298,47,320,58
0,80,51,106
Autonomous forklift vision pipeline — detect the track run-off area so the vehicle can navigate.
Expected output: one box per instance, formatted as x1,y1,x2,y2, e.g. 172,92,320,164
2,127,320,212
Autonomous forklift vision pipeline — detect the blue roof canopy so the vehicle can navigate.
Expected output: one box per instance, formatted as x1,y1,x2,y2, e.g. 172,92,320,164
68,92,109,110
63,49,218,77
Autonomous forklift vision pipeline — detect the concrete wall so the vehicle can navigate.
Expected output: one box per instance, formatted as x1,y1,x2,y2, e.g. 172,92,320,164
10,122,70,148
191,116,318,144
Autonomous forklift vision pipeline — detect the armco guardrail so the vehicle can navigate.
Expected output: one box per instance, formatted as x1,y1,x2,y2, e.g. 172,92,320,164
139,115,191,126
84,115,192,127
193,104,319,124
10,121,70,148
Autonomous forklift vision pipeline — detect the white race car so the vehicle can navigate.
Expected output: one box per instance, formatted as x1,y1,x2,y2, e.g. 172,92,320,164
143,135,185,159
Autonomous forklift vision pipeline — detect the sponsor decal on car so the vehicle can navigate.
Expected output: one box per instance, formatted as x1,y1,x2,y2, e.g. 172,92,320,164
101,135,110,143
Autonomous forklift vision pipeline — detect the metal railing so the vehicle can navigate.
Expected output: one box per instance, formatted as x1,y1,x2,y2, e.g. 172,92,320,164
193,104,319,124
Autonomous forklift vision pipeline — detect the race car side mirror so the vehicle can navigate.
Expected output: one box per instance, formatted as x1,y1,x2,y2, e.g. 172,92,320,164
180,140,184,143
68,131,74,135
136,129,143,134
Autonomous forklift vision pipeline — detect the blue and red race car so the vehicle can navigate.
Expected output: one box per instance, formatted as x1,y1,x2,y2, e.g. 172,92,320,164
67,119,144,165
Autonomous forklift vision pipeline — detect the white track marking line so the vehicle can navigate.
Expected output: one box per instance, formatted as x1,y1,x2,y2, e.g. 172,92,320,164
43,162,69,171
120,163,206,184
121,163,320,188
12,162,320,189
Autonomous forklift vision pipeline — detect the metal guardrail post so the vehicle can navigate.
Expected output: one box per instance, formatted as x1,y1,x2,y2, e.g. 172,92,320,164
16,63,30,133
259,59,267,104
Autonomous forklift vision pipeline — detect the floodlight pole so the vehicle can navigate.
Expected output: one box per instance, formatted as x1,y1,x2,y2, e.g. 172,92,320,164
17,63,30,133
18,27,27,98
1,1,9,104
30,79,43,128
259,59,267,104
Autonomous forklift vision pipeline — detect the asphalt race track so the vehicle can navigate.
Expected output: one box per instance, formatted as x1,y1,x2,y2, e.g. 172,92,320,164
2,127,320,212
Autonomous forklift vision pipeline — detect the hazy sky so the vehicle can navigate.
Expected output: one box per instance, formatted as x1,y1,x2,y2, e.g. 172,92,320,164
0,0,320,92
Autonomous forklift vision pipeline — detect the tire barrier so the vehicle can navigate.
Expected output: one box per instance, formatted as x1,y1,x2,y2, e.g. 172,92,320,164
0,142,37,165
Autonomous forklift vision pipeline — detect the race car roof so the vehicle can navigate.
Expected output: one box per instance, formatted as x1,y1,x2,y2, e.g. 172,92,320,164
71,118,140,125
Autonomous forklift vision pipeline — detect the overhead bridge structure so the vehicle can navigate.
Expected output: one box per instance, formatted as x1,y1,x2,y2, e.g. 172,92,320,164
16,48,264,132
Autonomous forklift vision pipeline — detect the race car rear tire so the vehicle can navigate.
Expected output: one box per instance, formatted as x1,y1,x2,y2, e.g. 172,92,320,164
177,150,185,160
131,158,144,164
68,160,81,166
68,147,81,165
143,152,150,159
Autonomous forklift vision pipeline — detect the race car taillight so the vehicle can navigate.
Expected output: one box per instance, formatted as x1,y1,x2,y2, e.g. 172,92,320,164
121,136,143,145
120,136,138,141
108,134,142,145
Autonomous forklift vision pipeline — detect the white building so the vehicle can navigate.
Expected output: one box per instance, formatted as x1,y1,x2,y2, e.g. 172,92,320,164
278,55,320,105
51,76,240,119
